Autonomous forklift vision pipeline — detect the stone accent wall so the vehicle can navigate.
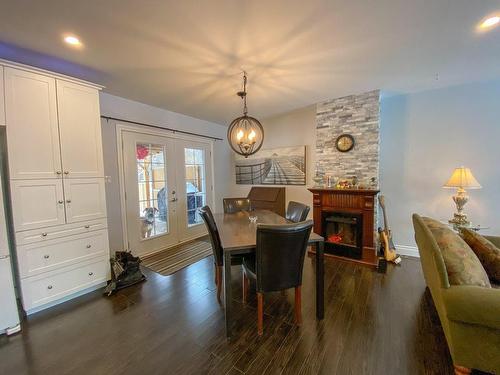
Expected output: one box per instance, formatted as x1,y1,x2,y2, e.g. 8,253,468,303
315,90,380,187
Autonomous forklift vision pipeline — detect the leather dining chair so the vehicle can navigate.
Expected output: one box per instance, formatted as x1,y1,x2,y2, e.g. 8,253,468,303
199,205,244,304
223,198,252,213
199,206,224,303
242,220,313,335
286,201,310,223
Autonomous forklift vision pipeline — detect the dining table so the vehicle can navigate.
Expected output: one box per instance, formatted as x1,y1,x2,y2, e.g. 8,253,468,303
212,209,325,338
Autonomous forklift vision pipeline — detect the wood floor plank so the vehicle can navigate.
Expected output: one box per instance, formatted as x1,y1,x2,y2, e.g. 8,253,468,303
0,255,474,375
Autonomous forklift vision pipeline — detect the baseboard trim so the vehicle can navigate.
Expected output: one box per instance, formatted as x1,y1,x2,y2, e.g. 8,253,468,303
395,245,419,258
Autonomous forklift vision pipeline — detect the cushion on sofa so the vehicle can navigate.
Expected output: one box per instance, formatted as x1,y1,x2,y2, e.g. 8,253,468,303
461,228,500,283
422,217,491,288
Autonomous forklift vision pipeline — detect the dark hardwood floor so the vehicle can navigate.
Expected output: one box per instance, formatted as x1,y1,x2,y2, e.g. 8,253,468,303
0,255,480,374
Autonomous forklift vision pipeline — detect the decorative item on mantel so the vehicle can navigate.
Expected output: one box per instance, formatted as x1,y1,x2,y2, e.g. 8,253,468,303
443,166,481,225
227,71,264,158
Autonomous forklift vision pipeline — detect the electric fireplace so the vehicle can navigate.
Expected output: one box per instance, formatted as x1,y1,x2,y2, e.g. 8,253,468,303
308,188,379,267
322,211,363,259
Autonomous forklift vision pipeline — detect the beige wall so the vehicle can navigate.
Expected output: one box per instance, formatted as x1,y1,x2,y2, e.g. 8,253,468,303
229,105,317,218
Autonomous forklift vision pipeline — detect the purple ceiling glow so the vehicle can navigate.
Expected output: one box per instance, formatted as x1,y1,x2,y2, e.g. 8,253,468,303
0,41,105,84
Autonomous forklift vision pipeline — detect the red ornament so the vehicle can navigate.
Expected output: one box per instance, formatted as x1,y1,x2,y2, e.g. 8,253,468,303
136,145,149,160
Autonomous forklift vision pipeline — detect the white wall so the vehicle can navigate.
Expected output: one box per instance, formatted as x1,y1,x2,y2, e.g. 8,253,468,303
380,80,500,250
229,105,317,216
99,93,233,252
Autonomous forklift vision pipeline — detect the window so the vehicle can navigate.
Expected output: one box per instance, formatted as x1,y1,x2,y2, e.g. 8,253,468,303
184,148,206,226
136,143,168,238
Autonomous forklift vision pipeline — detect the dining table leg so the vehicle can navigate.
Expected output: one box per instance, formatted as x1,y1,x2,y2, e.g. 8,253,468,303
224,251,232,338
315,241,324,320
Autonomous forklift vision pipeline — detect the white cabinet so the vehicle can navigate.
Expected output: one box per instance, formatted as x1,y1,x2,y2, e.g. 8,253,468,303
2,61,108,313
64,178,106,223
10,179,66,231
0,66,5,126
4,68,62,179
57,80,104,178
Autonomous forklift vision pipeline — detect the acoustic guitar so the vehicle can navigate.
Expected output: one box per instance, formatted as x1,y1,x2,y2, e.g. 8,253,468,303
378,195,402,265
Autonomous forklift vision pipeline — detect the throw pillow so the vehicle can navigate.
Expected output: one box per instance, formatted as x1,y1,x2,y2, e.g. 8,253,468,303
460,228,500,283
422,217,491,287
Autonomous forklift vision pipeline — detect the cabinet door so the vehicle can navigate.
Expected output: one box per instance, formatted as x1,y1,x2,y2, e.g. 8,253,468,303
0,66,5,126
56,80,104,178
4,68,62,179
64,178,106,223
10,179,66,231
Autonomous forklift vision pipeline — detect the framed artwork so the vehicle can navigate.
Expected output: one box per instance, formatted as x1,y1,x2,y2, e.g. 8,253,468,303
235,146,306,185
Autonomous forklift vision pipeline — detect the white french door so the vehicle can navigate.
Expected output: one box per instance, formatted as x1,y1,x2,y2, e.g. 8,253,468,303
121,130,213,257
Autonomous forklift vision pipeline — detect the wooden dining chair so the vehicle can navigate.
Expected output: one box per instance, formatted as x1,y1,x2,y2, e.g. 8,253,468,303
242,220,313,335
199,205,245,304
285,201,310,223
223,198,252,213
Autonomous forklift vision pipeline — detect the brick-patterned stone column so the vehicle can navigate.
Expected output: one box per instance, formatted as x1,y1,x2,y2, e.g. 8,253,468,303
315,90,380,186
315,90,380,230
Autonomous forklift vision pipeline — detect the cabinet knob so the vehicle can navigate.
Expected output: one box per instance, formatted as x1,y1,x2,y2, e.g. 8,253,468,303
47,285,53,290
41,233,48,237
66,199,72,203
84,225,90,229
56,171,62,175
58,200,64,204
88,272,93,276
86,244,92,248
64,171,69,175
44,254,50,259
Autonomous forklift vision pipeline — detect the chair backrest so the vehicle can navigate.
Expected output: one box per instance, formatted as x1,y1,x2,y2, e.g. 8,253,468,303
199,206,223,266
223,198,252,214
255,220,313,292
286,201,310,223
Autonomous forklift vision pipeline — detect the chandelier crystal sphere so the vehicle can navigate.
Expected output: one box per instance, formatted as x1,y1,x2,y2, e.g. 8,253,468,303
227,72,264,158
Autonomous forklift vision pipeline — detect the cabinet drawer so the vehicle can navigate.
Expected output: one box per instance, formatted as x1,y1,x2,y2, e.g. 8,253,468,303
18,230,109,278
15,218,108,245
20,257,108,311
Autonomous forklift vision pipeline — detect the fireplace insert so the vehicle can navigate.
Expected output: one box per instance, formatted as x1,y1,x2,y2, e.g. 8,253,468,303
322,211,363,259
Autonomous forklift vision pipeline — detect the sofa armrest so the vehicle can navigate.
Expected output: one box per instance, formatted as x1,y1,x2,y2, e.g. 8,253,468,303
483,235,500,248
442,285,500,330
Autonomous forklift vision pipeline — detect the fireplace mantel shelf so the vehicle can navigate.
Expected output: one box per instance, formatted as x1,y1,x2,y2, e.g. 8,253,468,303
308,187,379,195
308,187,379,267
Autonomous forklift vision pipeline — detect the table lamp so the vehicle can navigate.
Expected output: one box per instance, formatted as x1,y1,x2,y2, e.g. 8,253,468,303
443,166,481,225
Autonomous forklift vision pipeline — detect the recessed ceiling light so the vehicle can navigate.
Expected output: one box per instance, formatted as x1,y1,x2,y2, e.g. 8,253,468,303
63,35,82,47
479,15,500,30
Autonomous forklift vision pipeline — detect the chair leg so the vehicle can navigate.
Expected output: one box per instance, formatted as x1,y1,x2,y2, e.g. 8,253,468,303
257,292,263,336
242,271,249,304
294,286,302,326
453,365,471,375
216,266,223,304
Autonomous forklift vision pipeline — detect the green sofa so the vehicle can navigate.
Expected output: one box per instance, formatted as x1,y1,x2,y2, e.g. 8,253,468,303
412,214,500,375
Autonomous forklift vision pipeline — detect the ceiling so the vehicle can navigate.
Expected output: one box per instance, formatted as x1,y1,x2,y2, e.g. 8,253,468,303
0,1,499,125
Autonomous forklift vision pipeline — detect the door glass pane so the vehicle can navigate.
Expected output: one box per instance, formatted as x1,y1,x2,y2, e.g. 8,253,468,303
136,143,168,239
185,147,206,226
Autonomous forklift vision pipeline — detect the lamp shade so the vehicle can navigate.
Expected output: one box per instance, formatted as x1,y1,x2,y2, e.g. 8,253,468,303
443,167,482,189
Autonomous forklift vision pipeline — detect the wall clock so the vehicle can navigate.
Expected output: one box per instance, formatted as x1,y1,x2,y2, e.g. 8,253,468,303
335,134,355,152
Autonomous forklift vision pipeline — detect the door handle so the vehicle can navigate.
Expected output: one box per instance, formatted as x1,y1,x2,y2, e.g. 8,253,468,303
58,200,64,204
56,171,62,175
64,171,69,175
170,198,178,202
66,199,72,203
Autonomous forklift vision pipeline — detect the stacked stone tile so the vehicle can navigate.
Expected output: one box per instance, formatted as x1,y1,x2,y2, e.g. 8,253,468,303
315,90,380,188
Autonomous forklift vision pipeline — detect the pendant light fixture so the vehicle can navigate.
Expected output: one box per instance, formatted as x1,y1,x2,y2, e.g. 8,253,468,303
227,71,264,158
